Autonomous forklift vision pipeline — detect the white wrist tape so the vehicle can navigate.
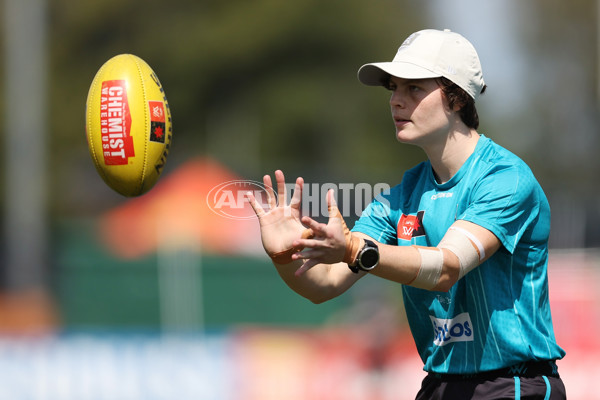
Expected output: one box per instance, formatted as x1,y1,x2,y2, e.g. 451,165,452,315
438,227,484,279
412,247,444,290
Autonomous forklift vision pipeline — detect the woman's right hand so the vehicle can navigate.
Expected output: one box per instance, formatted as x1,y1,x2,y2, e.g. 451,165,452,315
245,170,313,264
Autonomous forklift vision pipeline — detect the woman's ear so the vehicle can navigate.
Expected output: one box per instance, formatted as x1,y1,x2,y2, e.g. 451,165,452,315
452,98,466,112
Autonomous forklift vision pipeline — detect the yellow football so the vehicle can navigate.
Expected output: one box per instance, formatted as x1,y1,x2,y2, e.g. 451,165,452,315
86,54,172,197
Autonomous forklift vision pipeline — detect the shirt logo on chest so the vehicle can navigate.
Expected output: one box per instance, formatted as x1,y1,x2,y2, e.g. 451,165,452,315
431,313,474,347
397,211,426,240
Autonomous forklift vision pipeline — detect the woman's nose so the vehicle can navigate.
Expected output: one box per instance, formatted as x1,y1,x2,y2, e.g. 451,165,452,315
390,90,405,108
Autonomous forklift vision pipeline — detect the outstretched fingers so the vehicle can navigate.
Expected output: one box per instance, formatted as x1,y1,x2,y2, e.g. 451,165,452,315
274,170,288,206
245,191,266,218
262,174,277,210
262,170,306,212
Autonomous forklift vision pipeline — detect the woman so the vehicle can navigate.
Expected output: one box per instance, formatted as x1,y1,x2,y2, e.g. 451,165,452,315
247,29,566,399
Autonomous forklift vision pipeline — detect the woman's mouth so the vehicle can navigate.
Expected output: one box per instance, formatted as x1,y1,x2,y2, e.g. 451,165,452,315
394,117,411,128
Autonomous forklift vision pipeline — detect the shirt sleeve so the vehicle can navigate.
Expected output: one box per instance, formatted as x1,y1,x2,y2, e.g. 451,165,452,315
351,192,398,245
459,164,541,254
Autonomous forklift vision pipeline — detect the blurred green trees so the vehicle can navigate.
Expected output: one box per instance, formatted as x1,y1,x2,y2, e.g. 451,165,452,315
48,0,429,215
4,0,598,236
1,0,598,321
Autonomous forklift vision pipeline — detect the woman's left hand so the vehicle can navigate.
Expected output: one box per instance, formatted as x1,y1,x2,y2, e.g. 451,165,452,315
292,189,361,275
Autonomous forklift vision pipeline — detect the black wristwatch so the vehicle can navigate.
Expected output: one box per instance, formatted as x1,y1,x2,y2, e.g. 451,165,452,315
349,239,380,273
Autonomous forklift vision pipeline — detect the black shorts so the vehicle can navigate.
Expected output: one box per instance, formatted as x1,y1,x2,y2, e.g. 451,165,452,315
415,361,566,400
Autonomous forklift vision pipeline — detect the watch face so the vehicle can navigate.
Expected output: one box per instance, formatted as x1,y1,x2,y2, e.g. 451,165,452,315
360,248,379,270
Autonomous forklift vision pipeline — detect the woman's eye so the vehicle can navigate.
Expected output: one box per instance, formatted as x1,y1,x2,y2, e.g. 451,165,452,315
409,85,420,92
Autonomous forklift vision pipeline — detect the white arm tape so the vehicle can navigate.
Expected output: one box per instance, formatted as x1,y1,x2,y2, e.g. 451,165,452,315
449,226,485,260
412,247,444,290
438,227,483,280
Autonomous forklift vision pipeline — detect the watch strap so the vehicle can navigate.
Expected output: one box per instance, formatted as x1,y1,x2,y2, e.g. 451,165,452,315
348,238,378,273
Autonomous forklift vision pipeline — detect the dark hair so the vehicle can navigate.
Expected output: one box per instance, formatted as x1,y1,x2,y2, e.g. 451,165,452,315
436,77,486,130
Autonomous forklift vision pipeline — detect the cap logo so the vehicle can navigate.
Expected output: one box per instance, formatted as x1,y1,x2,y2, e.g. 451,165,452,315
401,32,420,48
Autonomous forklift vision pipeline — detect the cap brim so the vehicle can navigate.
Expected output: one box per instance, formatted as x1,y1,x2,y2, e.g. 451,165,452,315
358,62,441,86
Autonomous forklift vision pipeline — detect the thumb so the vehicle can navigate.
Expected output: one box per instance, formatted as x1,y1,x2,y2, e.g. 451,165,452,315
327,189,347,232
325,189,363,265
327,189,342,221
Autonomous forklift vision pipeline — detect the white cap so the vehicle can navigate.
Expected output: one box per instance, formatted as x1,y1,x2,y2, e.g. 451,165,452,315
358,29,485,100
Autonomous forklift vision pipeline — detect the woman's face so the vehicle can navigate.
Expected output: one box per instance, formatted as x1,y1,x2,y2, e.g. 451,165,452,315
387,76,455,147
